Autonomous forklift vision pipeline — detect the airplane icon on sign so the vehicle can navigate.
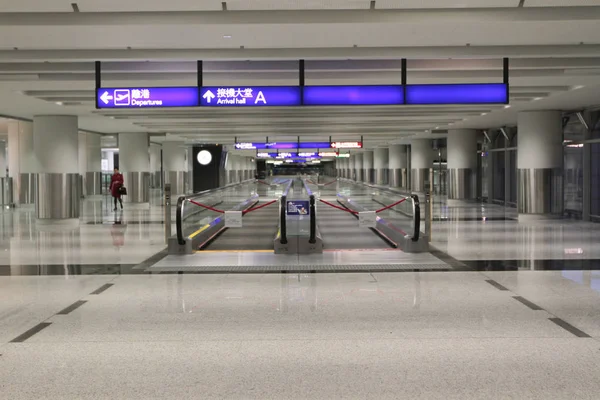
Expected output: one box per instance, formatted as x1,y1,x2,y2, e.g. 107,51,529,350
113,89,131,106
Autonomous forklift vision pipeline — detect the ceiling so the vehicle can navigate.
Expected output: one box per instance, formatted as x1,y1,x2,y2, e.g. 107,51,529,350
0,1,600,148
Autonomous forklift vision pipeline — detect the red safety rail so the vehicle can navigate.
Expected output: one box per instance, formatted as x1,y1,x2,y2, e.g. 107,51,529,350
257,180,271,186
375,198,407,213
323,180,337,186
319,199,358,214
242,199,278,215
188,199,225,213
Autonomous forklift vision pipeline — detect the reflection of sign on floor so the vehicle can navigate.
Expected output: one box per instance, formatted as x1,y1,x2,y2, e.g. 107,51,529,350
287,200,310,216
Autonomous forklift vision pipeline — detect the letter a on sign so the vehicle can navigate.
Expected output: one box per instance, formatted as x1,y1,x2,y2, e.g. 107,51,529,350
255,91,267,104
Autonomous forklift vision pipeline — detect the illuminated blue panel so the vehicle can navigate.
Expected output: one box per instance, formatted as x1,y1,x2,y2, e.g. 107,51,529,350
405,83,508,105
200,86,301,106
96,87,199,109
303,85,404,106
235,142,334,150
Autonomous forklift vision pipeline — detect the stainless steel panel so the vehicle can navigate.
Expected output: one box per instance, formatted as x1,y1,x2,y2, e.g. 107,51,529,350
518,168,563,215
164,171,186,195
85,171,102,195
411,168,429,192
1,177,13,206
448,168,476,200
17,173,36,205
124,171,150,203
390,169,408,189
36,173,80,219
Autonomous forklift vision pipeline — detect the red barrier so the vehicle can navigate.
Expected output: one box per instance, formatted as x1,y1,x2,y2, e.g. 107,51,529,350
375,198,407,213
319,199,358,214
243,199,278,215
323,180,337,186
188,199,225,213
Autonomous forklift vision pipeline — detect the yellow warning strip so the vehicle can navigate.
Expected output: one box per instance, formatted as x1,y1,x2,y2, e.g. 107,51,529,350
188,224,210,239
194,250,274,254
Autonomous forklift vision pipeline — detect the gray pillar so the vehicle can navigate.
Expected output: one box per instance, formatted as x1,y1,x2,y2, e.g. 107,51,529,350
389,145,408,189
8,120,36,205
362,151,374,184
447,129,478,200
517,111,563,219
149,143,162,189
119,132,150,203
0,141,6,177
33,115,80,221
163,141,187,195
355,153,364,182
373,148,388,185
411,139,434,192
79,133,102,196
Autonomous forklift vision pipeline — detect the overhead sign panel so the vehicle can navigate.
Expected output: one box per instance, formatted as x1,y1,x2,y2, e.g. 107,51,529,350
234,142,331,150
331,142,362,149
303,85,404,106
200,86,301,107
96,87,199,108
405,83,508,105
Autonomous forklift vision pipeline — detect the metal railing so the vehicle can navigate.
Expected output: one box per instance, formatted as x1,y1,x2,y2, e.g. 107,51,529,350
301,178,317,244
278,179,293,245
175,180,254,245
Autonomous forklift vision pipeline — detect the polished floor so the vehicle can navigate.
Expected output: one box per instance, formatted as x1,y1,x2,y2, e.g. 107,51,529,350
1,186,600,399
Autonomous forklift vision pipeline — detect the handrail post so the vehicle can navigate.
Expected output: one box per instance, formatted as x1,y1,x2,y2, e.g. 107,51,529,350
164,183,172,244
280,195,287,245
411,194,420,242
176,196,186,245
309,194,316,244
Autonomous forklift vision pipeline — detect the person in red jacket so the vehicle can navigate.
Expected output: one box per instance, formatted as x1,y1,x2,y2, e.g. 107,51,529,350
109,168,124,211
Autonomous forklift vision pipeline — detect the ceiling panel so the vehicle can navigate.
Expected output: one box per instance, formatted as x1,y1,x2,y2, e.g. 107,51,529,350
227,0,369,10
527,0,600,6
76,0,221,12
0,1,72,12
376,0,516,8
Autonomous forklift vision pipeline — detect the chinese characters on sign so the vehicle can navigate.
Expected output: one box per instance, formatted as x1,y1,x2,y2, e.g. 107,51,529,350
96,87,199,108
200,86,302,107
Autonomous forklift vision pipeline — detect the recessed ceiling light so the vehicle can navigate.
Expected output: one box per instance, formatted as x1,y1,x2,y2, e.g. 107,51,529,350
572,85,584,90
481,113,487,116
55,101,63,105
533,97,542,101
223,35,232,39
435,126,439,129
504,105,511,109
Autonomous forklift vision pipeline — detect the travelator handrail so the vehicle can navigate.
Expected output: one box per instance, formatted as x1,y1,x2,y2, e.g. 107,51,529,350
278,179,294,245
335,178,421,242
175,179,255,245
301,178,317,244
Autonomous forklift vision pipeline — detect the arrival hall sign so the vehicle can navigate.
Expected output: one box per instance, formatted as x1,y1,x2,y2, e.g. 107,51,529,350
96,84,508,109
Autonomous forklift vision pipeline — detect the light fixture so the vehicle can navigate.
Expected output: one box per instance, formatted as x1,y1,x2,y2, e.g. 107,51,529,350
533,97,542,101
223,35,232,39
504,105,511,109
55,101,63,105
572,85,585,90
481,113,487,116
197,150,212,165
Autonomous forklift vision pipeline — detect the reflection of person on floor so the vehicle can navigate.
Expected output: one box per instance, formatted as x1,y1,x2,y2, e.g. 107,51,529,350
111,211,126,248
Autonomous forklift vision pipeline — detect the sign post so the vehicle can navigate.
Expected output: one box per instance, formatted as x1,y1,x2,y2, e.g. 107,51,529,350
164,183,171,244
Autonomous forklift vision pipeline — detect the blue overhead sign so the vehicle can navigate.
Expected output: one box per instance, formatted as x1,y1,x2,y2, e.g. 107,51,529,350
200,86,301,107
95,83,509,109
303,85,404,106
96,87,199,108
405,83,508,105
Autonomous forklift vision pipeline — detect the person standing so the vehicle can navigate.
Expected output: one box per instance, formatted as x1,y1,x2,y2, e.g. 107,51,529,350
110,168,124,211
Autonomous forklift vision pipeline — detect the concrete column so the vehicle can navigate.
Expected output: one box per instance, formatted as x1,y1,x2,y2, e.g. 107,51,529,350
389,145,408,189
0,140,7,177
517,111,563,219
33,115,80,221
447,129,478,200
118,132,150,203
362,151,374,184
355,153,364,182
411,139,434,192
373,147,389,185
8,121,36,205
149,143,162,189
78,133,102,196
349,155,356,181
163,141,187,194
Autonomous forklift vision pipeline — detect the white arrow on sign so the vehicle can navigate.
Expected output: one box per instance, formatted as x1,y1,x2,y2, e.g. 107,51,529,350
100,91,113,105
203,90,215,103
